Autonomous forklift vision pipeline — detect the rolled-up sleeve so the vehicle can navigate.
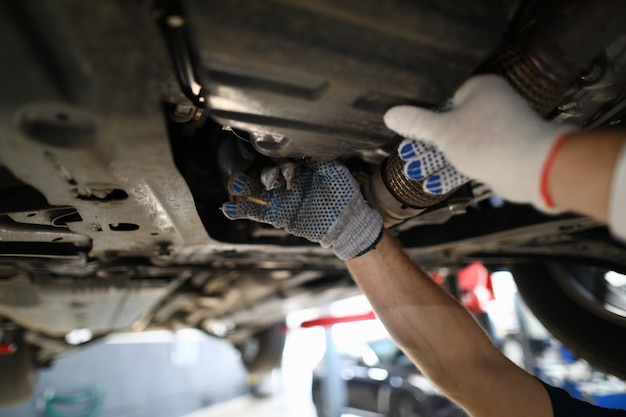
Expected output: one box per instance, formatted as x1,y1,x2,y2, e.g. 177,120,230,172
541,381,626,417
610,142,626,241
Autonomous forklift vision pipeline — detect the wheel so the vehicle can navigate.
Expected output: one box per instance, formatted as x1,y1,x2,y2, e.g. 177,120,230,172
390,392,425,417
0,330,35,406
510,262,626,378
311,383,327,417
238,322,286,374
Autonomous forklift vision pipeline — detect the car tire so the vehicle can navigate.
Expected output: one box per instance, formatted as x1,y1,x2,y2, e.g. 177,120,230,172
311,385,327,417
510,262,626,379
390,392,425,417
0,334,35,406
239,322,286,374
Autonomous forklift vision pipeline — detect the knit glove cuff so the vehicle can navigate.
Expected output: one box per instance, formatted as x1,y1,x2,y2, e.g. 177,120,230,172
327,197,383,260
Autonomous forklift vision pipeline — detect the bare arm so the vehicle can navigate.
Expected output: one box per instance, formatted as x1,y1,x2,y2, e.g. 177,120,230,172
346,231,553,417
548,130,625,222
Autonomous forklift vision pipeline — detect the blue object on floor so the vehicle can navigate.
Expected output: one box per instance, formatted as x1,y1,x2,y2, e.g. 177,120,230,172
41,385,106,417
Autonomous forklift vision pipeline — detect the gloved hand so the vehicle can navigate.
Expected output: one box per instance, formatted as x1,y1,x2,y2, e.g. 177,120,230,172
221,160,383,260
397,138,470,196
384,75,578,212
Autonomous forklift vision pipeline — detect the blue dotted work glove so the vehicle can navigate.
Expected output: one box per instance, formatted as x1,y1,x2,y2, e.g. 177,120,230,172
398,139,470,195
385,75,576,211
221,160,383,260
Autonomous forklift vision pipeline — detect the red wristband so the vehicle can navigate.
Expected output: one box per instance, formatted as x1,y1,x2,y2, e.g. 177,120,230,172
539,133,570,208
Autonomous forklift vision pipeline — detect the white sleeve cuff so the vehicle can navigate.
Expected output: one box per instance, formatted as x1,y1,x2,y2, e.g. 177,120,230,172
609,141,626,241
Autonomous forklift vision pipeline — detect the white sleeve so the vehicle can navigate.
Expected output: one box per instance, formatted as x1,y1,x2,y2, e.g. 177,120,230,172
609,142,626,241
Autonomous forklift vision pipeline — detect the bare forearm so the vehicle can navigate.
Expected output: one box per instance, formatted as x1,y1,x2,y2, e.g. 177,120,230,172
346,232,493,382
346,231,551,417
548,130,625,221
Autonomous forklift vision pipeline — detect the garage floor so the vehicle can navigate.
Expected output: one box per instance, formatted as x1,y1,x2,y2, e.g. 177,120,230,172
182,393,318,417
182,322,324,417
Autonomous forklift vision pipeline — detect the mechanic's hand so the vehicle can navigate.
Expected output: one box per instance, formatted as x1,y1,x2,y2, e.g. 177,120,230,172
384,75,577,211
221,160,383,260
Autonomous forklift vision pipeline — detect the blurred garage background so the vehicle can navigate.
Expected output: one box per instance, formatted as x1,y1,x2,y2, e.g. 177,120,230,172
1,267,626,417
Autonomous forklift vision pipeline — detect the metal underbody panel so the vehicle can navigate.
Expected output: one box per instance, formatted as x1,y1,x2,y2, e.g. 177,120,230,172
0,0,625,365
0,274,168,337
184,0,509,158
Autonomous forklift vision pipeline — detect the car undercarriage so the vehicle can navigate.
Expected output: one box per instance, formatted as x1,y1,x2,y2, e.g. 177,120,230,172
1,0,626,405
